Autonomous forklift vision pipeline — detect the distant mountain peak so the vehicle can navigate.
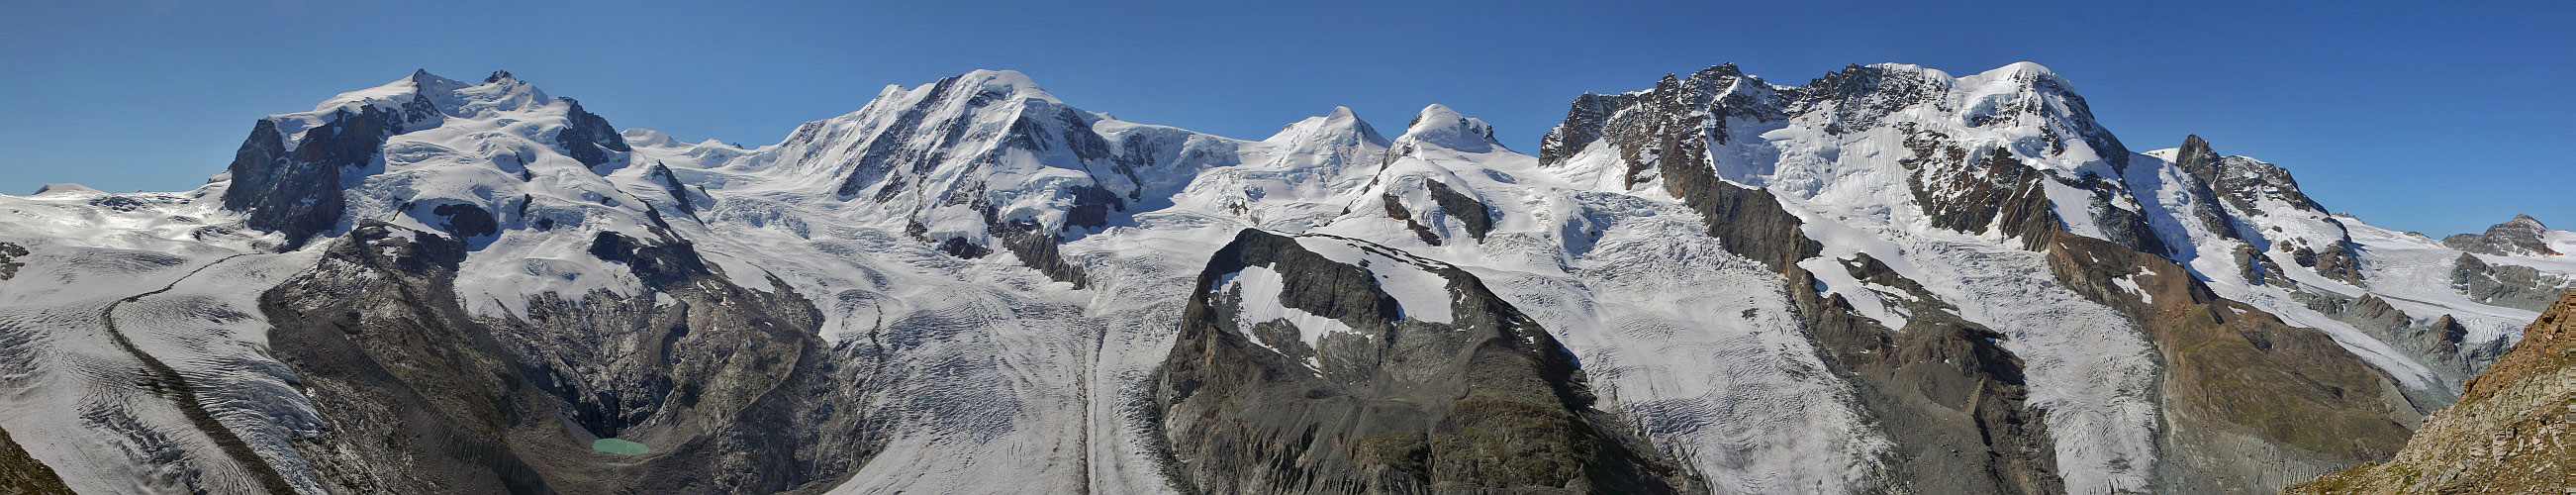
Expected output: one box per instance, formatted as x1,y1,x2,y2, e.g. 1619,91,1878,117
1397,104,1500,152
1266,106,1388,148
2446,214,2564,256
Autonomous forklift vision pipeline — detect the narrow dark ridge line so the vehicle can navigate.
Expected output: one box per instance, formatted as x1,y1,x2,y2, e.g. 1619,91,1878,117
96,253,300,493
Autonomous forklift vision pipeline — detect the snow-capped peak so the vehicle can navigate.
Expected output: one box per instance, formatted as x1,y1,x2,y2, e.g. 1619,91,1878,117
620,128,685,148
948,68,1060,105
29,183,101,196
1265,106,1389,148
1971,61,2063,84
1396,104,1501,152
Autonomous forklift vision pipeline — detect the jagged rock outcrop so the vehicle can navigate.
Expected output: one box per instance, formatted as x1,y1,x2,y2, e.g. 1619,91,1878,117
2168,136,2246,241
2298,294,2507,393
2453,252,2573,312
1659,157,1817,273
1901,142,2069,250
1537,64,1785,186
1790,255,2063,495
0,242,22,280
2289,291,2576,494
2166,136,2368,286
556,98,633,169
2443,215,2563,256
1423,180,1493,242
1155,230,1695,494
220,111,377,246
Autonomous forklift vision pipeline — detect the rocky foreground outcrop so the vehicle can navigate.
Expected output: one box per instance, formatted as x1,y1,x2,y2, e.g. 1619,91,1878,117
0,425,75,495
2288,290,2576,494
1155,230,1695,494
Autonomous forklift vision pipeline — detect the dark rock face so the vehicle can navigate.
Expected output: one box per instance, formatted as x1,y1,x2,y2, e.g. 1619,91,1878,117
220,106,408,247
2172,135,2367,285
1658,148,1817,273
0,242,24,280
1903,143,2064,250
648,162,701,218
1537,64,1784,186
1423,180,1493,242
260,222,877,494
1788,255,2063,495
1381,193,1445,246
1382,180,1496,247
2452,252,2573,312
556,98,632,169
2170,136,2247,241
995,220,1089,288
2428,315,2468,353
2291,243,2366,285
1155,230,1693,494
2175,136,2329,216
428,203,499,240
1789,64,1948,136
2443,214,2563,256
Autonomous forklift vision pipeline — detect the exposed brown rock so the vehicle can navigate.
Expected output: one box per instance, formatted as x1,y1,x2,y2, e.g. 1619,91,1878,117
2289,291,2576,494
2044,233,2419,492
0,424,75,495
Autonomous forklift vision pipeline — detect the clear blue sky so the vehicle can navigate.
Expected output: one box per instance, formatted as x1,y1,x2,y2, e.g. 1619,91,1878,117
2,0,2566,236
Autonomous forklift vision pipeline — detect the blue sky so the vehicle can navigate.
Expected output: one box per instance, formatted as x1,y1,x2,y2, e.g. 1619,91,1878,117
2,0,2566,236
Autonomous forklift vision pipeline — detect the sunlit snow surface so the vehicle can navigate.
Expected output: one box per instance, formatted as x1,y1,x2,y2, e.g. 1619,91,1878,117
0,66,2569,495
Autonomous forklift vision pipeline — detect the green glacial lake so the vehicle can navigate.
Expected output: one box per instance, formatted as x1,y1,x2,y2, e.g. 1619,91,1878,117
592,439,650,456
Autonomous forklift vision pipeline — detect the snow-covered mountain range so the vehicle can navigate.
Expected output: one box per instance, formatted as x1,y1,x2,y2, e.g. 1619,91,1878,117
1,63,2569,494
